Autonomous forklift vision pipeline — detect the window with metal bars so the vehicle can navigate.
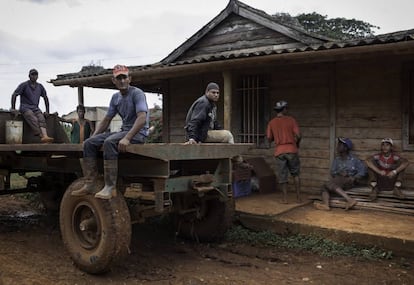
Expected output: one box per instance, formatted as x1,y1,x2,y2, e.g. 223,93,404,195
236,75,268,147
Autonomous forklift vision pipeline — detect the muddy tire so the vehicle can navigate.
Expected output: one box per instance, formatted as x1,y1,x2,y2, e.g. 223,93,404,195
175,194,235,242
59,177,131,274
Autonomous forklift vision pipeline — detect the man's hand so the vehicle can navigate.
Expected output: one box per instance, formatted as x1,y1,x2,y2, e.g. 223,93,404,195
185,138,198,145
118,137,130,152
10,108,19,118
387,169,398,178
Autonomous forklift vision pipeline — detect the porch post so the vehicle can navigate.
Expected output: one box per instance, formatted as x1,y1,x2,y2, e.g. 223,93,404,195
77,87,84,106
329,63,337,164
223,71,232,130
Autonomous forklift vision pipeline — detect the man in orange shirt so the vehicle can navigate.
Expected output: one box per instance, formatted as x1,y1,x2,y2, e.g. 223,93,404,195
266,101,301,203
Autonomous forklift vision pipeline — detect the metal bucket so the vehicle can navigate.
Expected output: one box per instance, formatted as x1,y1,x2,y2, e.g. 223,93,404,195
5,120,23,144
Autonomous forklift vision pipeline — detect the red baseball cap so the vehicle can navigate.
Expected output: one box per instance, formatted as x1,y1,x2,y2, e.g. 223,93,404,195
113,65,129,77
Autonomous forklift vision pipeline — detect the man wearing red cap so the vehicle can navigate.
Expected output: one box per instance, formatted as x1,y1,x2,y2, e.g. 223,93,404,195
72,64,149,199
366,138,409,200
10,68,54,143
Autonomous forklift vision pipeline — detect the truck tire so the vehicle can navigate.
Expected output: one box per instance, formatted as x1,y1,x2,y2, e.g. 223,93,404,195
59,177,131,274
175,195,235,242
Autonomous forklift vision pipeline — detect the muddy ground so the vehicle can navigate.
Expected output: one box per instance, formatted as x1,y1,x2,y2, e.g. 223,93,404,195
0,195,413,285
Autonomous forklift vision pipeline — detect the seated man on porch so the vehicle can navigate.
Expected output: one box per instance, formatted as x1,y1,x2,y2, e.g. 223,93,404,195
365,138,409,201
184,82,234,144
314,137,367,211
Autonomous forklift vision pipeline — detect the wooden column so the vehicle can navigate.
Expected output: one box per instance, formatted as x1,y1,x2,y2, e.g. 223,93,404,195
223,71,232,130
78,87,84,106
329,63,337,164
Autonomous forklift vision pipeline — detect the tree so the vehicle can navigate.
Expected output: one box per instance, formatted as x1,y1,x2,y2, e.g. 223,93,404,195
273,12,379,40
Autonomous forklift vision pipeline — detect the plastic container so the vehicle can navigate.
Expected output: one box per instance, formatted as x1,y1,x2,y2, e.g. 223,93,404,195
5,120,23,144
233,179,252,198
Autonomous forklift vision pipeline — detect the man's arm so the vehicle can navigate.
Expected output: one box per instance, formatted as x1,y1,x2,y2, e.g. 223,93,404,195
43,95,50,114
354,158,368,179
118,111,146,152
87,120,95,134
266,122,274,144
186,101,207,143
365,157,382,175
295,133,302,148
93,116,112,136
394,157,409,176
11,93,18,110
40,86,50,113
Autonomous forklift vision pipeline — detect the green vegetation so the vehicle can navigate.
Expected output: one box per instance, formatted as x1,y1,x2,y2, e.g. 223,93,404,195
273,12,379,40
225,225,392,260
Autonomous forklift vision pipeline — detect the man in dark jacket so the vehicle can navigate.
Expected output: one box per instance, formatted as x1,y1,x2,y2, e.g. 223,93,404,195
184,82,234,144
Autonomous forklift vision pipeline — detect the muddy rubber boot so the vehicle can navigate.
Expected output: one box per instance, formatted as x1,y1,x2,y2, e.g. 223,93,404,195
335,187,357,211
95,160,118,200
293,176,301,203
71,158,98,196
369,182,378,201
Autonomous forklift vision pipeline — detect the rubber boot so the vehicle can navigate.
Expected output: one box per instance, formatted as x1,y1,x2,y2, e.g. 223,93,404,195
369,182,378,201
335,187,357,211
293,176,301,203
95,160,118,200
71,158,98,196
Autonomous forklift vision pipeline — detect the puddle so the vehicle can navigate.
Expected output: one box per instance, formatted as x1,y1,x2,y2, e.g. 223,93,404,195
0,211,47,232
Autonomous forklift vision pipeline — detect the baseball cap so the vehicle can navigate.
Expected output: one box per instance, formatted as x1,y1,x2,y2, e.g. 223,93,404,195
381,138,393,146
29,69,38,75
338,137,353,150
113,65,129,77
274,100,288,111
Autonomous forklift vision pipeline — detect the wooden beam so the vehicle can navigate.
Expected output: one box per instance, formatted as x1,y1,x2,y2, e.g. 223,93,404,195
77,87,84,106
223,71,232,130
329,63,336,164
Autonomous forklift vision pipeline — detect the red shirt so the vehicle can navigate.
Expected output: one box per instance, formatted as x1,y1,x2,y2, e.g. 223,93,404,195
371,152,402,174
266,115,300,157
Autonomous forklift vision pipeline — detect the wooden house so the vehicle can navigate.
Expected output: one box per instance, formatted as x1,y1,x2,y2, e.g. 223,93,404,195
51,0,414,194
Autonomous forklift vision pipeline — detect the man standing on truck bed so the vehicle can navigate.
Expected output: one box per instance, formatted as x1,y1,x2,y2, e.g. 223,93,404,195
71,64,149,199
10,68,54,143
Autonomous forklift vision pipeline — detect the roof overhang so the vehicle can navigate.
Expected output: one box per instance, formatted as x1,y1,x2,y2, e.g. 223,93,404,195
51,40,414,90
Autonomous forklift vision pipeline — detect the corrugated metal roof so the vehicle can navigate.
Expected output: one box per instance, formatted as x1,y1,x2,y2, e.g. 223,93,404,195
52,29,414,84
50,0,414,86
165,29,414,66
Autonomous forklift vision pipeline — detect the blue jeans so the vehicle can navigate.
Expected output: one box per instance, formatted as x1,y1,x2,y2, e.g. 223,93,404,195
84,131,145,160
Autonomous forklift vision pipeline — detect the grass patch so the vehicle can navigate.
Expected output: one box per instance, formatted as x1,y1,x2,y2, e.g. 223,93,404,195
225,225,393,260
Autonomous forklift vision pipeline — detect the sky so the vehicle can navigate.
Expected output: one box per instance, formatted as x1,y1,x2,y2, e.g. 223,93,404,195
0,0,413,116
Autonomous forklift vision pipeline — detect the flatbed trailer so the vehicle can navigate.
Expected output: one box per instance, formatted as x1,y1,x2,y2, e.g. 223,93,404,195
0,116,252,273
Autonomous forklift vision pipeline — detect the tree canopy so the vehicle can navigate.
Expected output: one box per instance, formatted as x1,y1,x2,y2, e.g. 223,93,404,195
273,12,380,40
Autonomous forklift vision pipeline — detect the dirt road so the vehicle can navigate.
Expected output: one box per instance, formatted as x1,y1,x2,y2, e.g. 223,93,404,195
0,196,413,285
